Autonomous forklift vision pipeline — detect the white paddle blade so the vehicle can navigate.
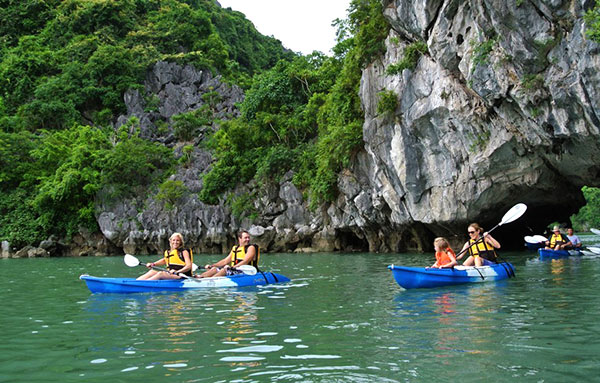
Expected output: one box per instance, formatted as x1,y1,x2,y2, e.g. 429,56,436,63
532,235,548,242
587,246,600,255
192,263,199,272
524,236,537,244
500,203,527,225
236,265,257,275
124,254,141,267
591,228,600,236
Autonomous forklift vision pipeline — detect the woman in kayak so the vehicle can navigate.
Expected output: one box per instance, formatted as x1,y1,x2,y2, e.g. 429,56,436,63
136,232,193,280
456,223,501,266
429,237,457,268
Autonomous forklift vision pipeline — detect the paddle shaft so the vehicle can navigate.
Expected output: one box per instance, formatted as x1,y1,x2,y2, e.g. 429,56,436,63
140,262,196,280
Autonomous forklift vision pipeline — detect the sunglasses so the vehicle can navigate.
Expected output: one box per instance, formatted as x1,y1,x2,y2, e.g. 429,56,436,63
468,231,477,234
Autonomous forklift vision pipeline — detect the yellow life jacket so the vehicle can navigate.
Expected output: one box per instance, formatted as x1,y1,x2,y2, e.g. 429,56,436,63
163,248,193,275
549,233,567,247
467,238,497,262
229,244,260,269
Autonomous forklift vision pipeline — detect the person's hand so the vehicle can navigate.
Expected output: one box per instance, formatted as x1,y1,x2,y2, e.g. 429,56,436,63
205,264,211,269
146,262,155,268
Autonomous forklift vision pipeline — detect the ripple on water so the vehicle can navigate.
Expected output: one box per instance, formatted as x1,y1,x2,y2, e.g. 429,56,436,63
220,356,266,362
217,345,283,353
280,354,341,360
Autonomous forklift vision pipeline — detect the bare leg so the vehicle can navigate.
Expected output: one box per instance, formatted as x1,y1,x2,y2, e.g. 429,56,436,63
147,271,183,280
212,268,228,277
198,268,219,278
137,269,159,280
474,257,483,267
462,256,474,266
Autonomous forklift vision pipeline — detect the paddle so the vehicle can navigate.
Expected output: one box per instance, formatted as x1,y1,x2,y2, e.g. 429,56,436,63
524,235,547,244
591,228,600,236
588,246,600,255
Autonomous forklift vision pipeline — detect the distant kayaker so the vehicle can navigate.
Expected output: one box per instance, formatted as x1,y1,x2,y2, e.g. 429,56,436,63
197,230,260,278
136,232,193,280
565,228,582,249
544,226,571,250
429,237,457,269
456,223,501,266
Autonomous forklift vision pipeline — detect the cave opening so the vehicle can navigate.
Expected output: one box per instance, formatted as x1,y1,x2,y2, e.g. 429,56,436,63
337,229,369,252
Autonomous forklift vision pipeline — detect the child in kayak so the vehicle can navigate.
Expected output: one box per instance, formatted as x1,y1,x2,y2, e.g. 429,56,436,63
429,237,457,268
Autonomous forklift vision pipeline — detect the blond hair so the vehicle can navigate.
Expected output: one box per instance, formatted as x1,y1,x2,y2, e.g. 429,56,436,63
169,232,184,246
434,237,450,250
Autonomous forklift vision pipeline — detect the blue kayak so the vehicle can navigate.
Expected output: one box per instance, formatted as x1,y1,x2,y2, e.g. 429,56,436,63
538,248,582,260
80,272,290,293
388,263,516,289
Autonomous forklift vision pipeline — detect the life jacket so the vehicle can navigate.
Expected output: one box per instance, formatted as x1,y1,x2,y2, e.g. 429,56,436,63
549,233,567,247
435,248,456,266
229,244,260,269
163,248,193,276
467,238,497,263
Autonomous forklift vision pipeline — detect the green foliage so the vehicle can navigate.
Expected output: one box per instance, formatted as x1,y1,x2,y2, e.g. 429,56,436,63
0,120,175,245
471,35,499,67
571,187,600,230
386,41,428,75
468,129,491,153
585,0,600,43
156,179,186,210
199,0,389,208
229,192,258,219
376,90,398,115
521,74,545,90
0,0,292,131
172,105,213,141
101,123,175,198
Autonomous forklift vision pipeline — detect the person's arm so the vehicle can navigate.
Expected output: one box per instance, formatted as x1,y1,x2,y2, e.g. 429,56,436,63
484,232,500,248
205,253,232,269
456,242,469,260
146,258,166,268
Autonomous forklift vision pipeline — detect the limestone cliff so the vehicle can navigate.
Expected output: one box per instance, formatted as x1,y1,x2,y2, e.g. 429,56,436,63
22,0,600,257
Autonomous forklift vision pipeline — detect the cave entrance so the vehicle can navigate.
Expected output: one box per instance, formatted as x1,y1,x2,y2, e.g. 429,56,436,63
336,229,369,252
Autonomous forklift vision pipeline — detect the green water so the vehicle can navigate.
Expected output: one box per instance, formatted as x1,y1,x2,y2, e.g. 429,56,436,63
2,248,600,382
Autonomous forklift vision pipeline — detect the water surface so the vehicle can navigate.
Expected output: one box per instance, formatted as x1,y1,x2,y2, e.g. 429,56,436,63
2,245,600,382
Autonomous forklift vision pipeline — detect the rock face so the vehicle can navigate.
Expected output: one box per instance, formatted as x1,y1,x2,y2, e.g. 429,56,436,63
39,1,600,257
339,0,600,251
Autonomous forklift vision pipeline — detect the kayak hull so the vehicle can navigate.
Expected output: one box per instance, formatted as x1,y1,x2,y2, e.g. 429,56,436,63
80,272,290,293
538,248,581,259
388,263,516,289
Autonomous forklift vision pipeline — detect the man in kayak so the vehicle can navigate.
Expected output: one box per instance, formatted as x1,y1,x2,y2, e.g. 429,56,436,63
565,227,582,249
456,223,501,266
137,232,193,280
197,230,260,278
544,226,571,250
